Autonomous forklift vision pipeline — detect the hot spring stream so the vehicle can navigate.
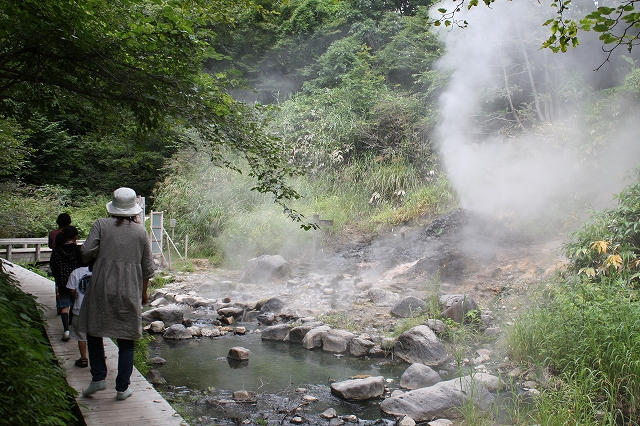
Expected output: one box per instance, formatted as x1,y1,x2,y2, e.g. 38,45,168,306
149,323,410,424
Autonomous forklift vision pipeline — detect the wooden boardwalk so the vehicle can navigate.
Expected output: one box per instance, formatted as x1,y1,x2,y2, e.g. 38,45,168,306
3,260,187,426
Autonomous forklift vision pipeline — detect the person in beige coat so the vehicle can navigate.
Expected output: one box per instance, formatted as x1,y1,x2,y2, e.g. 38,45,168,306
78,187,154,400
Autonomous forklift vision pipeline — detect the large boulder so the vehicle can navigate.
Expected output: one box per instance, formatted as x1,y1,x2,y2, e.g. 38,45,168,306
322,329,355,353
227,347,250,361
142,304,184,326
380,375,495,421
287,322,324,344
394,325,448,367
400,363,441,390
302,325,331,349
367,288,400,307
261,323,292,341
439,294,478,324
391,296,427,318
349,337,376,357
256,297,286,313
238,255,291,283
163,324,192,340
330,376,385,400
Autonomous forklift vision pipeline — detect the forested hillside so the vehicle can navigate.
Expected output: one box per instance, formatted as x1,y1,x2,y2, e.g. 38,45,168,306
2,0,640,261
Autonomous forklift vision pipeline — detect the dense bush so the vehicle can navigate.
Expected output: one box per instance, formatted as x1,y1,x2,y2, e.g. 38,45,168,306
0,264,77,425
0,183,108,239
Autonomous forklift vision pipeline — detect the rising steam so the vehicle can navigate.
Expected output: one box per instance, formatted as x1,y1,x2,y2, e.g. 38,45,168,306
432,1,640,222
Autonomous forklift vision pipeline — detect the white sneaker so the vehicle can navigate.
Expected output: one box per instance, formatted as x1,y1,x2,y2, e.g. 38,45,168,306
62,330,70,341
116,388,133,400
82,380,107,397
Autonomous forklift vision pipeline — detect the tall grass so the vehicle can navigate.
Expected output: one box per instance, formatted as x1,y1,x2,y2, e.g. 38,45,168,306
507,275,640,424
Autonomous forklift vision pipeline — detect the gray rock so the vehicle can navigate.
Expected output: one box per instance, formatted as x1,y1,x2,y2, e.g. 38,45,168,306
186,326,201,336
288,324,318,343
218,306,244,317
149,320,165,333
257,297,286,313
368,288,400,307
238,255,291,283
261,323,292,341
439,294,478,324
425,319,446,334
472,373,503,393
321,408,338,419
243,310,261,322
330,376,385,400
380,375,495,421
349,337,375,357
227,346,250,361
428,420,453,426
147,369,166,385
201,327,221,337
400,363,442,390
233,390,257,402
181,296,212,308
399,416,416,426
394,325,448,367
256,312,276,325
391,296,427,318
150,297,168,308
322,329,355,353
142,304,184,326
150,356,166,365
163,324,192,340
302,325,331,349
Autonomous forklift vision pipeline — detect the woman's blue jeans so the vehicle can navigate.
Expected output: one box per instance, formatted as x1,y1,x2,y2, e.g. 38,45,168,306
87,334,135,392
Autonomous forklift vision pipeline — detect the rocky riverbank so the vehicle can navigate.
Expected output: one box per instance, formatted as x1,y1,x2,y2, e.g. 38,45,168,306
142,209,566,425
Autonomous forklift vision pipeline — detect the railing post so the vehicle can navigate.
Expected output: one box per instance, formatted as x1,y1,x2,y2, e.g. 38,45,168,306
6,244,11,261
35,244,41,262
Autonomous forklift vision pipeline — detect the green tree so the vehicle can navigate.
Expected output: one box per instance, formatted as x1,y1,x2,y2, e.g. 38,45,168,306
0,0,307,222
0,117,30,177
434,0,640,67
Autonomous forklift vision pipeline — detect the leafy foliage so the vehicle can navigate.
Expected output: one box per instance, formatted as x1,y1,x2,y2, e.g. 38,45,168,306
0,265,78,425
565,176,640,284
436,0,640,68
0,0,307,221
0,183,107,239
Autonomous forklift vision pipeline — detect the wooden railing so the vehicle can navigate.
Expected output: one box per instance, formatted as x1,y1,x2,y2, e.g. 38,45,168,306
0,238,84,263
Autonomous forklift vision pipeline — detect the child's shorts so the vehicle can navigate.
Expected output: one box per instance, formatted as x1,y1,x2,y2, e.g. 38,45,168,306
56,287,73,309
70,309,86,342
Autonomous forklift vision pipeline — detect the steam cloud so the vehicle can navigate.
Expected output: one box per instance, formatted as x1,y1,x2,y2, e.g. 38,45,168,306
432,1,640,222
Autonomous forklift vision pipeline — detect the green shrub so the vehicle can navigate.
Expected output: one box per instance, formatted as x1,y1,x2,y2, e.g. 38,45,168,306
0,265,77,425
0,183,108,239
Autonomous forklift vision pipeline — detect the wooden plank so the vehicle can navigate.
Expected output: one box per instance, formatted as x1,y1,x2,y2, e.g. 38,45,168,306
3,260,186,426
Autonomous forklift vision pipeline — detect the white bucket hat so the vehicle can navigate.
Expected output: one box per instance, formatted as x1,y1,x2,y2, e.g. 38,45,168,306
106,187,142,216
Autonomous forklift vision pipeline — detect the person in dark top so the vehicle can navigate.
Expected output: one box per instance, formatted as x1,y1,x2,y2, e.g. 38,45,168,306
48,213,72,249
50,226,81,341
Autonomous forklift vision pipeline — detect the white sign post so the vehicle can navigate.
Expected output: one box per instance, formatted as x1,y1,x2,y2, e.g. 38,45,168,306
150,211,163,255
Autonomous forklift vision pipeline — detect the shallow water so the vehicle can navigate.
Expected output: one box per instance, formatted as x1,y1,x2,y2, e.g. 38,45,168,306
149,325,409,421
